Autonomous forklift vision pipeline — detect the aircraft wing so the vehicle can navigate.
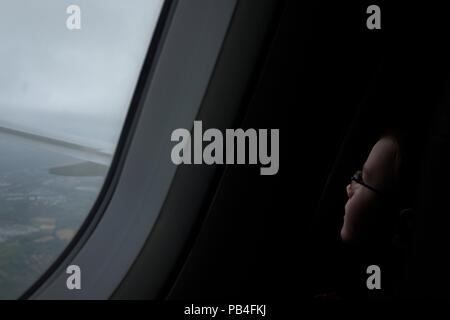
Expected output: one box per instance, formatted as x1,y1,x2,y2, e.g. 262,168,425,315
0,126,112,176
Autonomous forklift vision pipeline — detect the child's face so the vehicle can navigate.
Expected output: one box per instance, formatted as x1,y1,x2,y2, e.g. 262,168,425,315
341,136,399,244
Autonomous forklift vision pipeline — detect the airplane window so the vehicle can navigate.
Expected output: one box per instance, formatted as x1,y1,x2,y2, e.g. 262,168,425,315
0,0,164,299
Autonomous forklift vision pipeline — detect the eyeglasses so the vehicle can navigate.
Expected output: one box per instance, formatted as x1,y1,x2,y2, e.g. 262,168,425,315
351,171,383,195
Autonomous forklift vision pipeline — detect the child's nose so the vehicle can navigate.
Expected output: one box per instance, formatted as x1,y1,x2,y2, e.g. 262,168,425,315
346,184,353,198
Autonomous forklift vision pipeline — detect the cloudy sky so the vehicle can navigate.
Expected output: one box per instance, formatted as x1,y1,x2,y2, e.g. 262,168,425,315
0,0,163,151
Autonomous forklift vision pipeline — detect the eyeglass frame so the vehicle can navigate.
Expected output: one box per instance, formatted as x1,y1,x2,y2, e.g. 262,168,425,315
350,173,384,195
350,171,403,211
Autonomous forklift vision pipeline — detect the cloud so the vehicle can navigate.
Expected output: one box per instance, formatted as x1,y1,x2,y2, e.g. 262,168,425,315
0,0,163,149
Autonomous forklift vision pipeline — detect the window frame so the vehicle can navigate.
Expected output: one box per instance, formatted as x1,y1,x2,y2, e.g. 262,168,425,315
21,0,238,299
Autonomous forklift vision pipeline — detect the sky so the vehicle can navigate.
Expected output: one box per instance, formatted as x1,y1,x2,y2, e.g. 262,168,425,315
0,0,164,152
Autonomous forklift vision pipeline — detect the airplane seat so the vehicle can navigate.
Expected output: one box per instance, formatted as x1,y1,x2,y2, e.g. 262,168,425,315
405,85,450,298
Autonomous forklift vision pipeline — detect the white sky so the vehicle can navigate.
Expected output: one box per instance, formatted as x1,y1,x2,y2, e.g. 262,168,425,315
0,0,164,151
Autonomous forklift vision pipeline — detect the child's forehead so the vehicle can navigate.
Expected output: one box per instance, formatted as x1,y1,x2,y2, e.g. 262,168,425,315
363,137,399,181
